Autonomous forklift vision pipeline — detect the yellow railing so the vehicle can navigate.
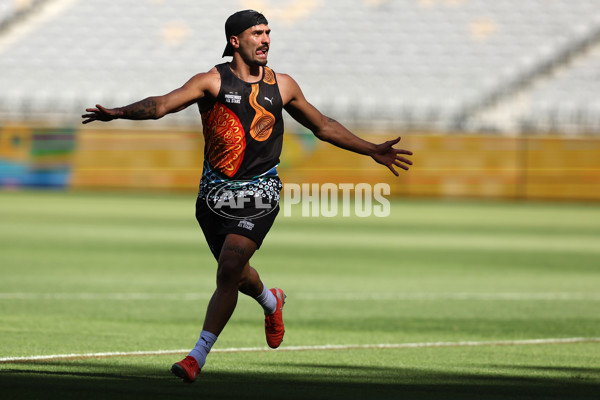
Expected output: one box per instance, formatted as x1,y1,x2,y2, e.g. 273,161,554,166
2,124,599,200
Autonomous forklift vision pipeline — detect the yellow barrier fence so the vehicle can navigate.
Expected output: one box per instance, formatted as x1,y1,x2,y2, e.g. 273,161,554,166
3,125,598,200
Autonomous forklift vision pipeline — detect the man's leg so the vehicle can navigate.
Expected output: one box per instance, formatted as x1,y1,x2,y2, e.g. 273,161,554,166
238,262,263,297
237,258,286,349
238,262,278,314
202,233,257,335
172,234,256,382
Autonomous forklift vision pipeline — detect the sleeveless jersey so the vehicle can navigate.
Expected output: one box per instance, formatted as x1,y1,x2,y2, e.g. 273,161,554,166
198,63,284,201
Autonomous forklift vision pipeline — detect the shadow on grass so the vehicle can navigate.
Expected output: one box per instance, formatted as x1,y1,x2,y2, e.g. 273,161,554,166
1,361,599,400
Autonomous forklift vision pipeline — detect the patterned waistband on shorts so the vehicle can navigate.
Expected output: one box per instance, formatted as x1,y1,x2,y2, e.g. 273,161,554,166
198,161,282,203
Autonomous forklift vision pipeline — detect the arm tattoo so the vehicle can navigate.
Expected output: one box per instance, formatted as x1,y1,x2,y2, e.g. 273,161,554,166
118,98,158,120
223,245,246,256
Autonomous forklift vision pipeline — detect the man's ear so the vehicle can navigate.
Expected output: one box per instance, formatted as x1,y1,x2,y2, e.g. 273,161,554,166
230,35,240,50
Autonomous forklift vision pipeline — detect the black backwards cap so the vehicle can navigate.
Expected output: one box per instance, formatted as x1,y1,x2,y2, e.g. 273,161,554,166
222,10,269,57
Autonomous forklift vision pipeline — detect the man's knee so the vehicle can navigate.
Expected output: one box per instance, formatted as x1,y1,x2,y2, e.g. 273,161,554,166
216,234,257,287
216,257,245,286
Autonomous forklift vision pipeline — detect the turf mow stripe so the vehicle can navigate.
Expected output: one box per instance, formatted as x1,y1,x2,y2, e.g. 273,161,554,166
0,292,598,301
2,337,599,364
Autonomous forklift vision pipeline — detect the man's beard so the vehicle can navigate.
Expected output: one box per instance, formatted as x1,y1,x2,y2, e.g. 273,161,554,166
253,59,268,66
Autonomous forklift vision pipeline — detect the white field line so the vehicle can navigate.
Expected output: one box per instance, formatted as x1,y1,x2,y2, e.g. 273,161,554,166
0,292,599,301
1,337,599,364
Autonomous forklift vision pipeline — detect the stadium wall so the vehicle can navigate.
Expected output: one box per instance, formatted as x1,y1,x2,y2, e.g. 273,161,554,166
1,124,599,201
0,124,75,188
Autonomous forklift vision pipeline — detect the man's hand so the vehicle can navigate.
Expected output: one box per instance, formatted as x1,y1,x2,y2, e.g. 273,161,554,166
81,104,122,124
370,137,413,176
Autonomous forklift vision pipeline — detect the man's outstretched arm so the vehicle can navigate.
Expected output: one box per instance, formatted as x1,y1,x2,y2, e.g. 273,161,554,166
81,71,216,124
279,74,413,176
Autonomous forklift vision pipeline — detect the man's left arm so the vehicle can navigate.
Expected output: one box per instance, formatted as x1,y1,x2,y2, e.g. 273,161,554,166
279,74,413,176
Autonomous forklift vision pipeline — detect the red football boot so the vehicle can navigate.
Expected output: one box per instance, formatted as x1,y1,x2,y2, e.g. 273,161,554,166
265,288,286,349
171,356,200,383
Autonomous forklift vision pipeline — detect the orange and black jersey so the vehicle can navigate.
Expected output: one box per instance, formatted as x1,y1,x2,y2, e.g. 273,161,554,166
198,63,284,202
201,63,284,180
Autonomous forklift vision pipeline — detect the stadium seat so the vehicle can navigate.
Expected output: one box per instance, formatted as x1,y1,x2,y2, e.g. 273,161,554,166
0,0,599,133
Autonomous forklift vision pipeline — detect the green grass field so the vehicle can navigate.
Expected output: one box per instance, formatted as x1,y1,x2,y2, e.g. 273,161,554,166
1,190,599,399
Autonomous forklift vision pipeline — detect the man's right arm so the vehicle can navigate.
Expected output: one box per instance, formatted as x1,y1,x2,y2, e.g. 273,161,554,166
82,70,218,124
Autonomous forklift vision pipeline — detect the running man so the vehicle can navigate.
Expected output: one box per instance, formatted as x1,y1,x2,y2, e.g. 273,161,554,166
82,10,413,383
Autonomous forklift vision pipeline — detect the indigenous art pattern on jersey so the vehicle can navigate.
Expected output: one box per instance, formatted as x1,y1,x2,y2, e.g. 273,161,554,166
199,63,284,182
263,67,276,85
201,102,245,177
249,83,275,142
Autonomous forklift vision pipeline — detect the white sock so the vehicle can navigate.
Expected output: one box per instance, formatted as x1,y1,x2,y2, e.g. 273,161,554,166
255,284,277,315
188,330,218,368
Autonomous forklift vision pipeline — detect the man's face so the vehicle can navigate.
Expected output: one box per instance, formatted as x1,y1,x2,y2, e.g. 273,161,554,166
235,24,271,66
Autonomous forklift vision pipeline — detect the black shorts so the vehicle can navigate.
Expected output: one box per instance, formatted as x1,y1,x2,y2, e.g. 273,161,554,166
195,196,279,260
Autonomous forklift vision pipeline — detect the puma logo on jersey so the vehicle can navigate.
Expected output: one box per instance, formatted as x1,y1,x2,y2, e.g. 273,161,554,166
264,97,274,105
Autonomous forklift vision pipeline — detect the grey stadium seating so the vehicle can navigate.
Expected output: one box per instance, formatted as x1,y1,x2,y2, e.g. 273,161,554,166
0,0,599,133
